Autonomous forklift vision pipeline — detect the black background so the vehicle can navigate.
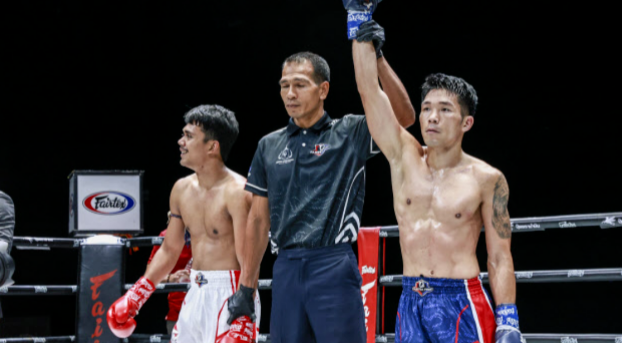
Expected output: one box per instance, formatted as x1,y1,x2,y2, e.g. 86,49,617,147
1,0,621,338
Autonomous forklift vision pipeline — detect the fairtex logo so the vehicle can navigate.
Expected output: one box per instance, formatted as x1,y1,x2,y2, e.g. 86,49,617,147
348,12,370,22
91,270,117,343
362,266,376,275
360,280,376,334
310,144,330,156
83,192,135,215
497,307,516,316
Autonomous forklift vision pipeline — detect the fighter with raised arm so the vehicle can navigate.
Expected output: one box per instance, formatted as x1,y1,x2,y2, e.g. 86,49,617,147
353,26,523,343
106,105,260,343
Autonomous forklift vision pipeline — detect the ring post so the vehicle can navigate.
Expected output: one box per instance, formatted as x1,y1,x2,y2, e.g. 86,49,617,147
376,235,383,336
76,235,125,343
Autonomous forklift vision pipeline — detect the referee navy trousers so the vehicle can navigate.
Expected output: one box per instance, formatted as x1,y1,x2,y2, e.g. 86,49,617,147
270,243,366,343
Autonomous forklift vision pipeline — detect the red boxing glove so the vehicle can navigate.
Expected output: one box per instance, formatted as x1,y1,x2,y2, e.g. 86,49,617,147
219,316,256,343
106,276,156,338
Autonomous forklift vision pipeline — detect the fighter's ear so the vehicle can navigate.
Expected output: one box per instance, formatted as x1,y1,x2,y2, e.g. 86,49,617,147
462,116,474,132
319,81,330,100
207,140,221,156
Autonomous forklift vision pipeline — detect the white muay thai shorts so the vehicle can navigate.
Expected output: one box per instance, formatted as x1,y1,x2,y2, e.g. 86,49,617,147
171,270,261,343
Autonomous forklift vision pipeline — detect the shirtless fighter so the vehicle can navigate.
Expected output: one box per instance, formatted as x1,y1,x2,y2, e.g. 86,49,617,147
106,105,260,343
353,37,524,342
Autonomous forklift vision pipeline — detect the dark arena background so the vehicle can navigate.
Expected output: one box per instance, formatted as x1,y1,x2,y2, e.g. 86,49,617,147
1,0,621,341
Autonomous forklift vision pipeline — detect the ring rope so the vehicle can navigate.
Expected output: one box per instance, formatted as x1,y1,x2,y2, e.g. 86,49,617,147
0,336,76,342
0,285,77,295
11,211,621,250
374,333,622,343
4,211,621,340
1,333,620,343
12,237,83,250
380,211,622,237
378,268,622,286
3,266,620,297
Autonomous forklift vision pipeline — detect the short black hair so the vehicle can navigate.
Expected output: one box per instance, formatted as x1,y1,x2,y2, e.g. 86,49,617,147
183,104,239,162
421,73,478,117
282,52,330,84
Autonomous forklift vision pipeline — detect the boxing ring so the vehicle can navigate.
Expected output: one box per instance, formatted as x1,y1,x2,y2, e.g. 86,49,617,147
1,212,621,343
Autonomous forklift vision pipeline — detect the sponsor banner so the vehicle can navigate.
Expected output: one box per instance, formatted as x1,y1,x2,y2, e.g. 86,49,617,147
567,270,585,278
558,221,577,228
512,222,542,231
379,275,394,283
258,280,272,289
83,191,135,215
75,174,141,232
357,227,380,343
76,244,124,343
515,272,533,279
601,216,622,228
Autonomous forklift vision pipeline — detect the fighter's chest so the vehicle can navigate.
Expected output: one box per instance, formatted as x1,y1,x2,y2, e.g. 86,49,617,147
179,190,228,226
404,172,482,215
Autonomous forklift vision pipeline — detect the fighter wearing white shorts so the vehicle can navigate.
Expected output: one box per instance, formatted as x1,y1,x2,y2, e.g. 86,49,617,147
171,270,260,343
106,105,260,343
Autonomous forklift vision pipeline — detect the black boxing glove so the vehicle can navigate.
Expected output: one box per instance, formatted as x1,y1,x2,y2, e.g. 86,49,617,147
226,284,256,324
356,20,385,59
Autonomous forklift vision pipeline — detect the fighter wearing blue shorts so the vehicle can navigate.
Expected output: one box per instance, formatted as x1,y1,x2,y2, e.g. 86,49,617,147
350,3,525,342
225,48,416,342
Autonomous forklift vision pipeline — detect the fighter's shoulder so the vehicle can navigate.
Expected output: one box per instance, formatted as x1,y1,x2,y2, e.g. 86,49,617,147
171,174,196,194
0,191,13,208
224,170,247,192
224,172,251,206
469,157,505,190
0,191,14,222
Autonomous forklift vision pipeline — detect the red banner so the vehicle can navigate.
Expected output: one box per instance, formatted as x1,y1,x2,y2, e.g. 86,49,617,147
357,227,380,343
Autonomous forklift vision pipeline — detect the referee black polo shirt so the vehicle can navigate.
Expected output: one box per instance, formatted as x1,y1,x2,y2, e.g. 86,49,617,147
244,112,379,253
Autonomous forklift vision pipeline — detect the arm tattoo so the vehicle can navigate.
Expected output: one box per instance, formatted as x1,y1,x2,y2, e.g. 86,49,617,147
492,174,511,239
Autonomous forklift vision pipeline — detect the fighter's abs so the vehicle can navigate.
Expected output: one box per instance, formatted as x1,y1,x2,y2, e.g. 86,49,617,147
396,166,483,279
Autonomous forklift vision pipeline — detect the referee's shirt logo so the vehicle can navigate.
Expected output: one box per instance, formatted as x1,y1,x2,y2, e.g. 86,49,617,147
277,146,294,165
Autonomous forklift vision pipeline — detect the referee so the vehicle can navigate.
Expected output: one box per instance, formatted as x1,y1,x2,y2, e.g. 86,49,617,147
229,44,415,343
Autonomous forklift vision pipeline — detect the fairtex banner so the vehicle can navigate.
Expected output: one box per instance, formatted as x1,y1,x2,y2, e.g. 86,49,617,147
357,227,380,343
77,239,125,343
